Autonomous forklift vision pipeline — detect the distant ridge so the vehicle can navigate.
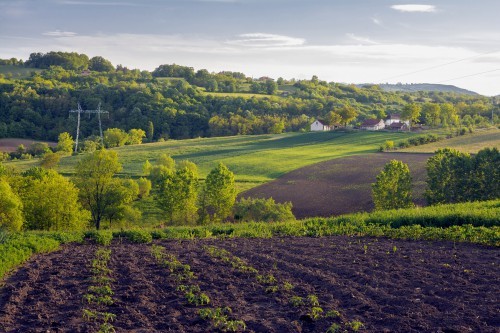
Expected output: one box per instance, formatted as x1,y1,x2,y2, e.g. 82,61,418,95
359,83,479,95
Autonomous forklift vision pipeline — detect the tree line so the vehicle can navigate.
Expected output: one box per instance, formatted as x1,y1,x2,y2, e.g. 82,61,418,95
372,147,500,210
0,148,294,232
0,52,497,143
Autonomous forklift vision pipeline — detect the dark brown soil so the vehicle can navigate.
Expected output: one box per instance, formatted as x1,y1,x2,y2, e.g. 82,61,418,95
1,237,498,332
240,152,432,219
0,138,57,153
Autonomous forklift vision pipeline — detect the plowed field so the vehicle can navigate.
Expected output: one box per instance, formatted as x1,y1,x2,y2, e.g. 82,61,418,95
0,237,498,332
241,153,431,218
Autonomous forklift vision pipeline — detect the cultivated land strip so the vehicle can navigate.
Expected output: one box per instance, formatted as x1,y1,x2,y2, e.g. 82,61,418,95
0,244,92,332
208,237,500,333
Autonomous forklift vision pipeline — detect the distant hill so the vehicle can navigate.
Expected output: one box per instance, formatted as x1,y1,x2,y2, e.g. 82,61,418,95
359,83,479,95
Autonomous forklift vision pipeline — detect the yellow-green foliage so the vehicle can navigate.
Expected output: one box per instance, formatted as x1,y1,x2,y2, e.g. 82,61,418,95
0,178,24,231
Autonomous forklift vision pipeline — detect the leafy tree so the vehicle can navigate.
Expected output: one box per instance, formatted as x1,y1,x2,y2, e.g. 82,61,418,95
265,79,278,95
75,150,123,229
146,121,154,141
21,169,90,231
157,154,175,169
142,159,152,176
337,105,358,126
138,177,152,198
103,128,129,148
421,103,441,127
126,128,146,145
425,148,472,204
157,167,198,225
27,142,50,157
372,160,414,210
88,56,114,72
0,178,24,231
200,163,236,224
325,111,342,126
177,160,198,177
40,151,61,169
56,132,74,154
401,103,421,129
469,147,499,201
101,179,139,227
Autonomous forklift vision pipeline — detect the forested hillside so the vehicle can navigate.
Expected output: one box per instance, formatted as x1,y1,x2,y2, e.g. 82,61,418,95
0,52,496,142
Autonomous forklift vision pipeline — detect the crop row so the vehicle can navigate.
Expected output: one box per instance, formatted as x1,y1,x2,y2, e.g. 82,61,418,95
82,247,116,333
150,245,246,332
204,245,364,332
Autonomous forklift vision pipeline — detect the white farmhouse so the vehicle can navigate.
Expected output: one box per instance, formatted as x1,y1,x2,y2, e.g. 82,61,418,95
385,114,410,126
360,119,385,131
310,119,332,131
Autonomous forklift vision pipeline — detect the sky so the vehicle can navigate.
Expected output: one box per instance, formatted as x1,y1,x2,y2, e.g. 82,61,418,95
0,0,499,96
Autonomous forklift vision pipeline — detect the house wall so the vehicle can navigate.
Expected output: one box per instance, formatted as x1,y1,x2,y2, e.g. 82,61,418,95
310,121,330,131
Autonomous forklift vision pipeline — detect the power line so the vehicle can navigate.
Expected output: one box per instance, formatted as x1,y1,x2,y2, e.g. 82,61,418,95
379,50,500,81
436,68,500,83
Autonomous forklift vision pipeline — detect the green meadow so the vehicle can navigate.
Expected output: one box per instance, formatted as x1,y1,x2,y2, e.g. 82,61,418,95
401,127,499,154
6,130,418,191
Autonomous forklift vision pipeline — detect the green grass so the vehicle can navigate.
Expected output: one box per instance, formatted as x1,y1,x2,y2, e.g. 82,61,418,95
401,127,499,154
5,130,420,187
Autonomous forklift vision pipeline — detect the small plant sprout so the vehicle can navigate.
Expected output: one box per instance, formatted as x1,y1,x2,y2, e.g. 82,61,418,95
363,244,368,254
98,322,115,333
101,312,116,323
393,245,398,253
326,323,341,333
307,294,320,306
308,306,323,320
282,281,294,292
349,320,364,331
325,309,341,318
289,296,304,307
265,285,279,293
82,309,97,322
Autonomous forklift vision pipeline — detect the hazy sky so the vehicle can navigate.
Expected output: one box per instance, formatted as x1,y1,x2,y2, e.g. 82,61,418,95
1,0,499,95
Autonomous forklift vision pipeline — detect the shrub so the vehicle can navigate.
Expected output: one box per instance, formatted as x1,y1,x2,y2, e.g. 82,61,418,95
233,197,295,223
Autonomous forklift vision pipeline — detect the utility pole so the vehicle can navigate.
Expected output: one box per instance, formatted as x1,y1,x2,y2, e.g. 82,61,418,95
69,103,109,152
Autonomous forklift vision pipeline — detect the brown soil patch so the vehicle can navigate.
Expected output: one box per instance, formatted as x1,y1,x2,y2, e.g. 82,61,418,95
0,237,498,332
0,138,57,153
240,152,432,219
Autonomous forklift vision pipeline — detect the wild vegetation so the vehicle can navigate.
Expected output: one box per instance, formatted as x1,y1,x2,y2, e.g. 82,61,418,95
0,52,497,144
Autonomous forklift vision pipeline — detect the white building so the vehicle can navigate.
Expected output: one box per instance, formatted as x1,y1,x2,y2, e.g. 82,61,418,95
385,114,410,126
310,119,332,131
360,119,385,131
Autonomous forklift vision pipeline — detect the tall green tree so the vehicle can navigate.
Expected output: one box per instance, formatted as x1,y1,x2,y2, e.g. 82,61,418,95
21,169,90,231
337,105,358,126
469,147,499,201
371,160,414,210
0,178,23,231
75,150,123,229
157,167,198,225
200,163,236,223
401,103,421,129
425,148,472,204
56,132,75,154
103,128,128,148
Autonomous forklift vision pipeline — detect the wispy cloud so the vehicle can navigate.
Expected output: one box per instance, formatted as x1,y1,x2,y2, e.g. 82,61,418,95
346,33,378,45
371,17,383,26
391,4,436,13
43,30,77,37
226,33,305,48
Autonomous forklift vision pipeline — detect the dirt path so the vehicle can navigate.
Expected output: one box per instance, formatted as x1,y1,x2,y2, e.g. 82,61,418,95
241,152,431,218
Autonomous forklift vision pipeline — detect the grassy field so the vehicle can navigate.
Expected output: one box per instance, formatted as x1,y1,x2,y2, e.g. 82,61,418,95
400,127,499,154
5,131,419,190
